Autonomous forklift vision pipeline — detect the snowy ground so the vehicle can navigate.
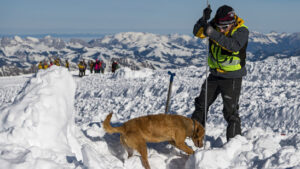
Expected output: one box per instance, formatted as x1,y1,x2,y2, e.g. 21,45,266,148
0,56,299,169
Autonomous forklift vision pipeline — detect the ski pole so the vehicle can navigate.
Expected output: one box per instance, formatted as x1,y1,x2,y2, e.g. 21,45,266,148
165,71,176,114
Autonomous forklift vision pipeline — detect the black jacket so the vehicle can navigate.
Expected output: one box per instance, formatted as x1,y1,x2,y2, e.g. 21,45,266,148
193,16,249,78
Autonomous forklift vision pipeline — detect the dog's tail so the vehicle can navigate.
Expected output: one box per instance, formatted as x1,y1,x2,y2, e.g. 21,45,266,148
103,112,124,134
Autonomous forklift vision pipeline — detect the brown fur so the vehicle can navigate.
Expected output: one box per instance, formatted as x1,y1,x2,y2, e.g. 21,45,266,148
103,112,205,169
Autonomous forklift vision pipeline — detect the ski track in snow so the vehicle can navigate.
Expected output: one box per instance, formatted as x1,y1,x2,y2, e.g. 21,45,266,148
0,56,299,169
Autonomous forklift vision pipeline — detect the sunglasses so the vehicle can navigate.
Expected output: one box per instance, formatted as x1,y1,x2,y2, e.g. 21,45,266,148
217,25,230,30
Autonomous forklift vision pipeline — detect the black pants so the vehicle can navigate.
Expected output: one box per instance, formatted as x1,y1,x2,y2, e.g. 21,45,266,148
79,69,84,77
191,74,242,141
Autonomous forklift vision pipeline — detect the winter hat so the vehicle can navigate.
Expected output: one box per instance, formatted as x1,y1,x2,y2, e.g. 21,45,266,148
215,5,236,25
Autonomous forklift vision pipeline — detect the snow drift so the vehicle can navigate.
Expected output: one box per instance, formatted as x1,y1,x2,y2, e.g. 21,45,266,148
0,66,82,168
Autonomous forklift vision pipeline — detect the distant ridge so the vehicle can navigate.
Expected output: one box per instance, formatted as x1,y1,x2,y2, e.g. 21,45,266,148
0,33,108,40
0,31,299,76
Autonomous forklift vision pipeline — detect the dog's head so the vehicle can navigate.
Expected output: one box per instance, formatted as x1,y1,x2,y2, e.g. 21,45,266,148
191,121,205,148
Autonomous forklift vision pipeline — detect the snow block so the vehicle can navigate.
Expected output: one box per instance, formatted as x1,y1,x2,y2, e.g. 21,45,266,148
0,66,82,161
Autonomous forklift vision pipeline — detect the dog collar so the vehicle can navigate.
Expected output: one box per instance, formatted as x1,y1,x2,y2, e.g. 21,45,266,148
192,119,196,137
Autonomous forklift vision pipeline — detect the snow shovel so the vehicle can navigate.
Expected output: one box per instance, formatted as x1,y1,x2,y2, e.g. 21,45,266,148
165,71,176,114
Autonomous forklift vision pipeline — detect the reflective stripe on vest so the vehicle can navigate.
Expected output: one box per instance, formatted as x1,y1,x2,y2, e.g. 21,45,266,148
208,24,248,72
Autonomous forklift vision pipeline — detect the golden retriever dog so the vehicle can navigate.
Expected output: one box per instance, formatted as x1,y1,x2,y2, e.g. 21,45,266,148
103,112,205,169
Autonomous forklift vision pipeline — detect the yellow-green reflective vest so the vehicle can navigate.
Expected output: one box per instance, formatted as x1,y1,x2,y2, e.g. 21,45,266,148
208,24,248,72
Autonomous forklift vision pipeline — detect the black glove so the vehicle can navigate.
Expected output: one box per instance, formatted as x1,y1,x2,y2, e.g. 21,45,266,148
193,17,211,36
203,5,212,21
193,5,211,36
193,18,206,36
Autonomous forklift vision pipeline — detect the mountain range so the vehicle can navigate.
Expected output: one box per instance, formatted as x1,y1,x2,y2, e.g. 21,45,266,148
0,31,299,76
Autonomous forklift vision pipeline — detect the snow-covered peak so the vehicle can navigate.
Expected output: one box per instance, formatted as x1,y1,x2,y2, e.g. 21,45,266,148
25,36,39,43
44,35,52,39
249,31,279,44
13,36,23,43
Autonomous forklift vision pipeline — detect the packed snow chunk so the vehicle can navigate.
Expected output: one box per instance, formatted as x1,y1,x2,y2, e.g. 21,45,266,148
84,123,106,138
82,144,123,169
185,136,252,169
0,66,82,160
112,67,153,79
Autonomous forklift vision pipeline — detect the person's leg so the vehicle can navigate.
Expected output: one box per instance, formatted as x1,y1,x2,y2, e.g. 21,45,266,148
219,78,242,141
191,74,220,128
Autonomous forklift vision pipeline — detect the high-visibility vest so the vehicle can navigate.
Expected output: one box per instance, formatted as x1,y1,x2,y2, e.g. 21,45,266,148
38,63,43,69
208,24,248,72
43,64,48,69
78,64,85,69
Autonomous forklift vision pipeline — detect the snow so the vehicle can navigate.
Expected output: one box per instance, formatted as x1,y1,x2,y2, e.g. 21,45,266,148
14,36,23,43
25,36,39,43
113,67,153,79
0,66,82,168
0,56,299,169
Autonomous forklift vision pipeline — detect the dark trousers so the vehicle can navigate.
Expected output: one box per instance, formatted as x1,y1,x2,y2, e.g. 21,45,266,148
79,69,84,77
191,74,242,141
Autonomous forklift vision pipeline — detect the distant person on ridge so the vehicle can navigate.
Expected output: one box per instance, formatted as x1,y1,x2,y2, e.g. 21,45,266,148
89,60,94,74
38,61,43,70
54,57,60,66
111,61,119,73
98,60,103,74
191,5,249,141
101,60,106,74
43,61,48,69
83,59,87,75
94,59,100,73
49,60,53,67
65,59,70,70
78,61,85,77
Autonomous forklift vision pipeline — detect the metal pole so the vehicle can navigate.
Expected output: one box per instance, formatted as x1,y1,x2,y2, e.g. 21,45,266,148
203,0,210,149
165,71,176,114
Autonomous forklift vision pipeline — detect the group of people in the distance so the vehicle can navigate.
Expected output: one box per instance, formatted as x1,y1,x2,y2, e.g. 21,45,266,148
38,58,69,70
38,57,119,78
77,59,119,77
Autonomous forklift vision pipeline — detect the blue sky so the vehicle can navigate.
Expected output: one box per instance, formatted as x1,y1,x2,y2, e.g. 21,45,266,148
1,0,299,35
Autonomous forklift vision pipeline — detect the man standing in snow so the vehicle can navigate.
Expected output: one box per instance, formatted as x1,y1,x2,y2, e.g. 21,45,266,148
112,61,119,73
83,59,87,76
191,5,249,141
65,59,70,70
78,61,85,77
